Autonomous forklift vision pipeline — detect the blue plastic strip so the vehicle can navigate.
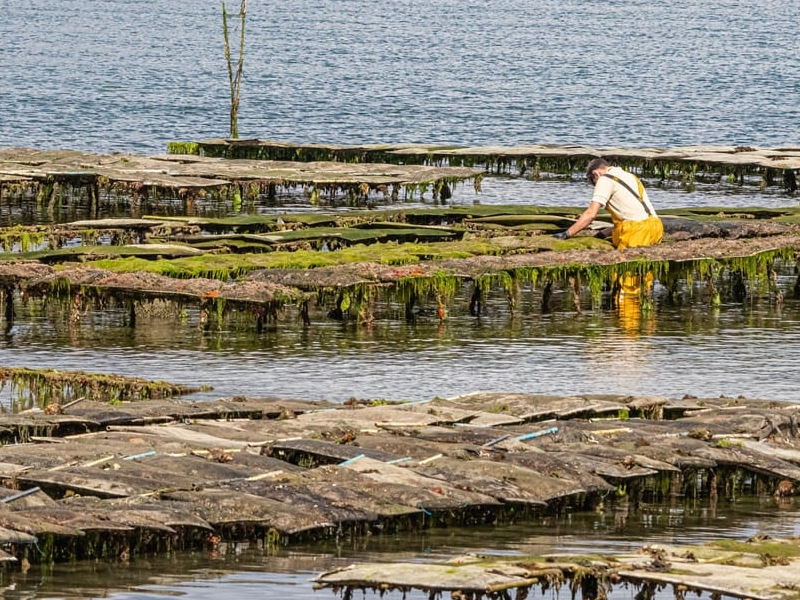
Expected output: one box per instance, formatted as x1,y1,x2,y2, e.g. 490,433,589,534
122,450,157,461
338,454,366,466
514,426,559,441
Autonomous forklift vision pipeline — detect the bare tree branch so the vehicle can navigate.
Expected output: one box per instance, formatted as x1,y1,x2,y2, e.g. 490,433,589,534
222,0,247,139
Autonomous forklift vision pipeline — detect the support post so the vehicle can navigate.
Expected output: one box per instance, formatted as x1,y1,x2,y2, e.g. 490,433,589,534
128,300,136,328
469,284,482,316
541,281,553,313
404,292,417,321
784,168,798,193
2,286,13,327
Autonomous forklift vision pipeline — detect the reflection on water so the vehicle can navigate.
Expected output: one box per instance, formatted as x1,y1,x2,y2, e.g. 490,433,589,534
0,175,796,228
4,0,800,596
294,496,800,560
1,279,797,599
2,190,798,599
1,277,798,406
0,497,796,600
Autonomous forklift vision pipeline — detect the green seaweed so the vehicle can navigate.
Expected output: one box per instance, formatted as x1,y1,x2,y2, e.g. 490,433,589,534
709,538,800,560
0,366,209,410
166,141,200,155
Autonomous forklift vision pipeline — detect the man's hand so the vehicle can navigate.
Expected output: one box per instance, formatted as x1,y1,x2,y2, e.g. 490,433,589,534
552,230,570,240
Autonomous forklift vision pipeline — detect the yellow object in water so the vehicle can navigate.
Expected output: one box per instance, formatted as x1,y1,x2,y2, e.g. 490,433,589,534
614,271,655,296
616,293,656,336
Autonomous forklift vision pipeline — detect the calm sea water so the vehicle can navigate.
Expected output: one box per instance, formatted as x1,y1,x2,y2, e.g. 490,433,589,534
2,497,799,600
2,0,800,153
2,284,800,406
2,1,800,598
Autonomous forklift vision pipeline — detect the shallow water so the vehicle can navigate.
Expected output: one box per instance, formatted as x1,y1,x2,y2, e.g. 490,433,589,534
1,174,797,229
0,497,797,600
1,275,799,406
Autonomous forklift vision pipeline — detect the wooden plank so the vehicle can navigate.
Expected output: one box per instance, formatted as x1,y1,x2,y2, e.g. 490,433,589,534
15,470,161,498
315,538,800,600
615,540,800,600
343,457,502,510
441,392,627,422
412,458,567,506
268,439,404,467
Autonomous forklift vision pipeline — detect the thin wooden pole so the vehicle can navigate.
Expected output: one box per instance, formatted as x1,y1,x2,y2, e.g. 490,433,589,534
222,0,247,139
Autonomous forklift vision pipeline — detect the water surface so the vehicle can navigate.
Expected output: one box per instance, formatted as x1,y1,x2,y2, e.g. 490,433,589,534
2,1,800,153
2,1,800,598
1,280,798,405
1,497,797,600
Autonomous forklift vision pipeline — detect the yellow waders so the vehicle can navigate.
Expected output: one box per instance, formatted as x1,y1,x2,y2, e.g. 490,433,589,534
612,215,664,250
612,216,664,296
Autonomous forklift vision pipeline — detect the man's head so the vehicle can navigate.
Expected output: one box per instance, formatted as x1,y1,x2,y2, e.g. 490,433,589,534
586,157,610,184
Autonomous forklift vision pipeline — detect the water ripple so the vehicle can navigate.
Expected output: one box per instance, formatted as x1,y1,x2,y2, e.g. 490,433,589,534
3,1,800,153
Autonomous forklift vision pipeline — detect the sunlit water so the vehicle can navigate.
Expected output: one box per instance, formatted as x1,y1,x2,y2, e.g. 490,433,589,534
1,497,797,600
1,277,799,405
3,1,800,598
1,277,798,600
2,1,799,152
1,175,797,228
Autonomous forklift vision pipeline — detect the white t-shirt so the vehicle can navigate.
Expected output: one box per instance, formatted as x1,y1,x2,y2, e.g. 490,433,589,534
591,166,657,224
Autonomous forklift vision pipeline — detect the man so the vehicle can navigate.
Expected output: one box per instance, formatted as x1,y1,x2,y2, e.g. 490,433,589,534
553,158,664,249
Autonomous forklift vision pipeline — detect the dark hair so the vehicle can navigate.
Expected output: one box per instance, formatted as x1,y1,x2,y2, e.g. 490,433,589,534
586,157,610,183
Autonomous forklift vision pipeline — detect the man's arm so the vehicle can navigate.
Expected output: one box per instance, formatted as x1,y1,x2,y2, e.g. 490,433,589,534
564,201,602,237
